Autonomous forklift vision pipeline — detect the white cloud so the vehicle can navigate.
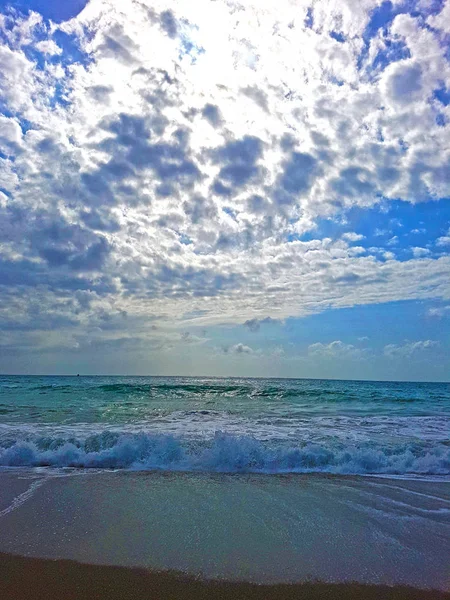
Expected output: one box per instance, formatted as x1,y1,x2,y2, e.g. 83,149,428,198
308,340,370,360
436,230,450,247
383,340,439,358
411,247,430,258
428,306,450,318
343,232,365,242
35,40,62,55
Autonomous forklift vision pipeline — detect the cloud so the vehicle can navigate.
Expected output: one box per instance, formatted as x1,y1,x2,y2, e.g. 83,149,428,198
0,0,448,365
35,40,62,55
436,230,450,247
427,306,450,318
223,343,254,355
384,61,423,105
180,331,207,345
411,247,430,258
343,232,365,242
243,316,279,332
383,340,439,358
211,136,263,193
308,340,370,360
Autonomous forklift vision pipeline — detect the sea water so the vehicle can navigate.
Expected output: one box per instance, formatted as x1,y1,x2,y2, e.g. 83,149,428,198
0,376,449,588
0,375,449,476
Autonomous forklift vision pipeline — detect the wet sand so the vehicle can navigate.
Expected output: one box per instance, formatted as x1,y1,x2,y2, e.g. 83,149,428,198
1,552,450,600
1,470,449,595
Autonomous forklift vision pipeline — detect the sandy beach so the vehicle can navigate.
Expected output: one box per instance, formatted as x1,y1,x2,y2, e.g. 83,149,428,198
0,469,449,595
1,552,450,600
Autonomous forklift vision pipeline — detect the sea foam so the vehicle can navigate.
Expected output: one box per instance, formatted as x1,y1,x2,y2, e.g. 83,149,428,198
1,431,449,476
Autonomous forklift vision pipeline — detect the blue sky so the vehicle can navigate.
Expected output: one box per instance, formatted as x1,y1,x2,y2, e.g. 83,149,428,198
0,0,449,380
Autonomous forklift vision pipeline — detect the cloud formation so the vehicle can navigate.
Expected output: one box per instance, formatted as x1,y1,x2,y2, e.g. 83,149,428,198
0,0,449,370
383,340,439,359
308,340,370,361
243,317,279,332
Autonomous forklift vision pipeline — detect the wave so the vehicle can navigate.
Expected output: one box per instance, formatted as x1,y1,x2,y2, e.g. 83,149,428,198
23,381,435,404
0,432,449,476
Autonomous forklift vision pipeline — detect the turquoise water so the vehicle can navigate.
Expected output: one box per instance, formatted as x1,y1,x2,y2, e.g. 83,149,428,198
0,376,449,476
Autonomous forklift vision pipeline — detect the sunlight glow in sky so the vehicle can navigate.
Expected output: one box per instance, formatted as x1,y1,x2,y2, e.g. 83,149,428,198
0,0,449,379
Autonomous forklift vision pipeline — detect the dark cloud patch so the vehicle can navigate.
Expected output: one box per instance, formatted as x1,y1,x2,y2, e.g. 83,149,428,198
97,24,138,65
128,141,200,183
0,257,115,293
332,272,362,284
387,63,422,104
246,194,270,214
241,86,269,112
214,232,236,251
183,195,217,224
243,316,279,332
99,113,200,189
101,113,150,148
87,85,114,104
211,135,263,191
212,180,232,196
202,103,222,127
331,166,376,199
69,236,110,271
140,263,244,299
36,137,59,154
80,172,115,204
275,151,317,204
29,216,111,272
222,342,253,354
101,159,135,180
159,10,178,38
376,166,400,184
155,182,175,197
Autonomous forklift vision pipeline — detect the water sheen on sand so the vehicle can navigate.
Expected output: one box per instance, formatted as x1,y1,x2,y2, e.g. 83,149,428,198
0,470,449,589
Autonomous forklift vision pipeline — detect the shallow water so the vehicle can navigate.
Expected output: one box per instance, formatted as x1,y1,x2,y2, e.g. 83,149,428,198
0,470,449,589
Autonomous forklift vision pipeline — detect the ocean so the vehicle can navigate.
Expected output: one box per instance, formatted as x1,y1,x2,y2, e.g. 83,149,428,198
0,375,449,475
0,375,449,589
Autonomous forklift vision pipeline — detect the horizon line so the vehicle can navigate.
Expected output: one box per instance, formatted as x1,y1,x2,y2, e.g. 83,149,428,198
1,374,449,385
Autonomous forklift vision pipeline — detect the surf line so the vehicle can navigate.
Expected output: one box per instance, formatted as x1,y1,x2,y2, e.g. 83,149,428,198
0,478,46,519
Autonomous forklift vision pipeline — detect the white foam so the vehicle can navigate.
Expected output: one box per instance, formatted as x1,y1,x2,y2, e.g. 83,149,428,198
0,432,449,477
0,478,46,518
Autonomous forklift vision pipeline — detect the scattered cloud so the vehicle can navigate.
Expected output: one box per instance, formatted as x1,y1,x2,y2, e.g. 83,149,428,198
308,340,370,361
223,343,254,355
411,247,431,258
427,306,450,318
436,230,450,247
383,340,439,359
243,316,280,332
343,232,365,242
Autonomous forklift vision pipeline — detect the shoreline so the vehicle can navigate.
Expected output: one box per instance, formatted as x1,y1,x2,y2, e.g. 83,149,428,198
0,470,449,590
1,552,449,600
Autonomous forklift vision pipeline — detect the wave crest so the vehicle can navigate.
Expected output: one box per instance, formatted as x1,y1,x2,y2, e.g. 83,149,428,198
1,432,449,475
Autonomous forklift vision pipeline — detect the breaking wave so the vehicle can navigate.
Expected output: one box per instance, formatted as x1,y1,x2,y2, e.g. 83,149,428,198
0,432,449,476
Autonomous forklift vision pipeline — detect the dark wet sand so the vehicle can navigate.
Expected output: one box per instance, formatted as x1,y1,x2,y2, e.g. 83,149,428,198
1,553,449,600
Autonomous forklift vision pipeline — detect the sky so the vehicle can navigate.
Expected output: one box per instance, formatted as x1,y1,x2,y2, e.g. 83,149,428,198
0,0,449,381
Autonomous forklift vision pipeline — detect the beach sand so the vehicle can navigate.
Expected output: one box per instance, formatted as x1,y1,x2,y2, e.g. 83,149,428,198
0,470,449,597
1,552,450,600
